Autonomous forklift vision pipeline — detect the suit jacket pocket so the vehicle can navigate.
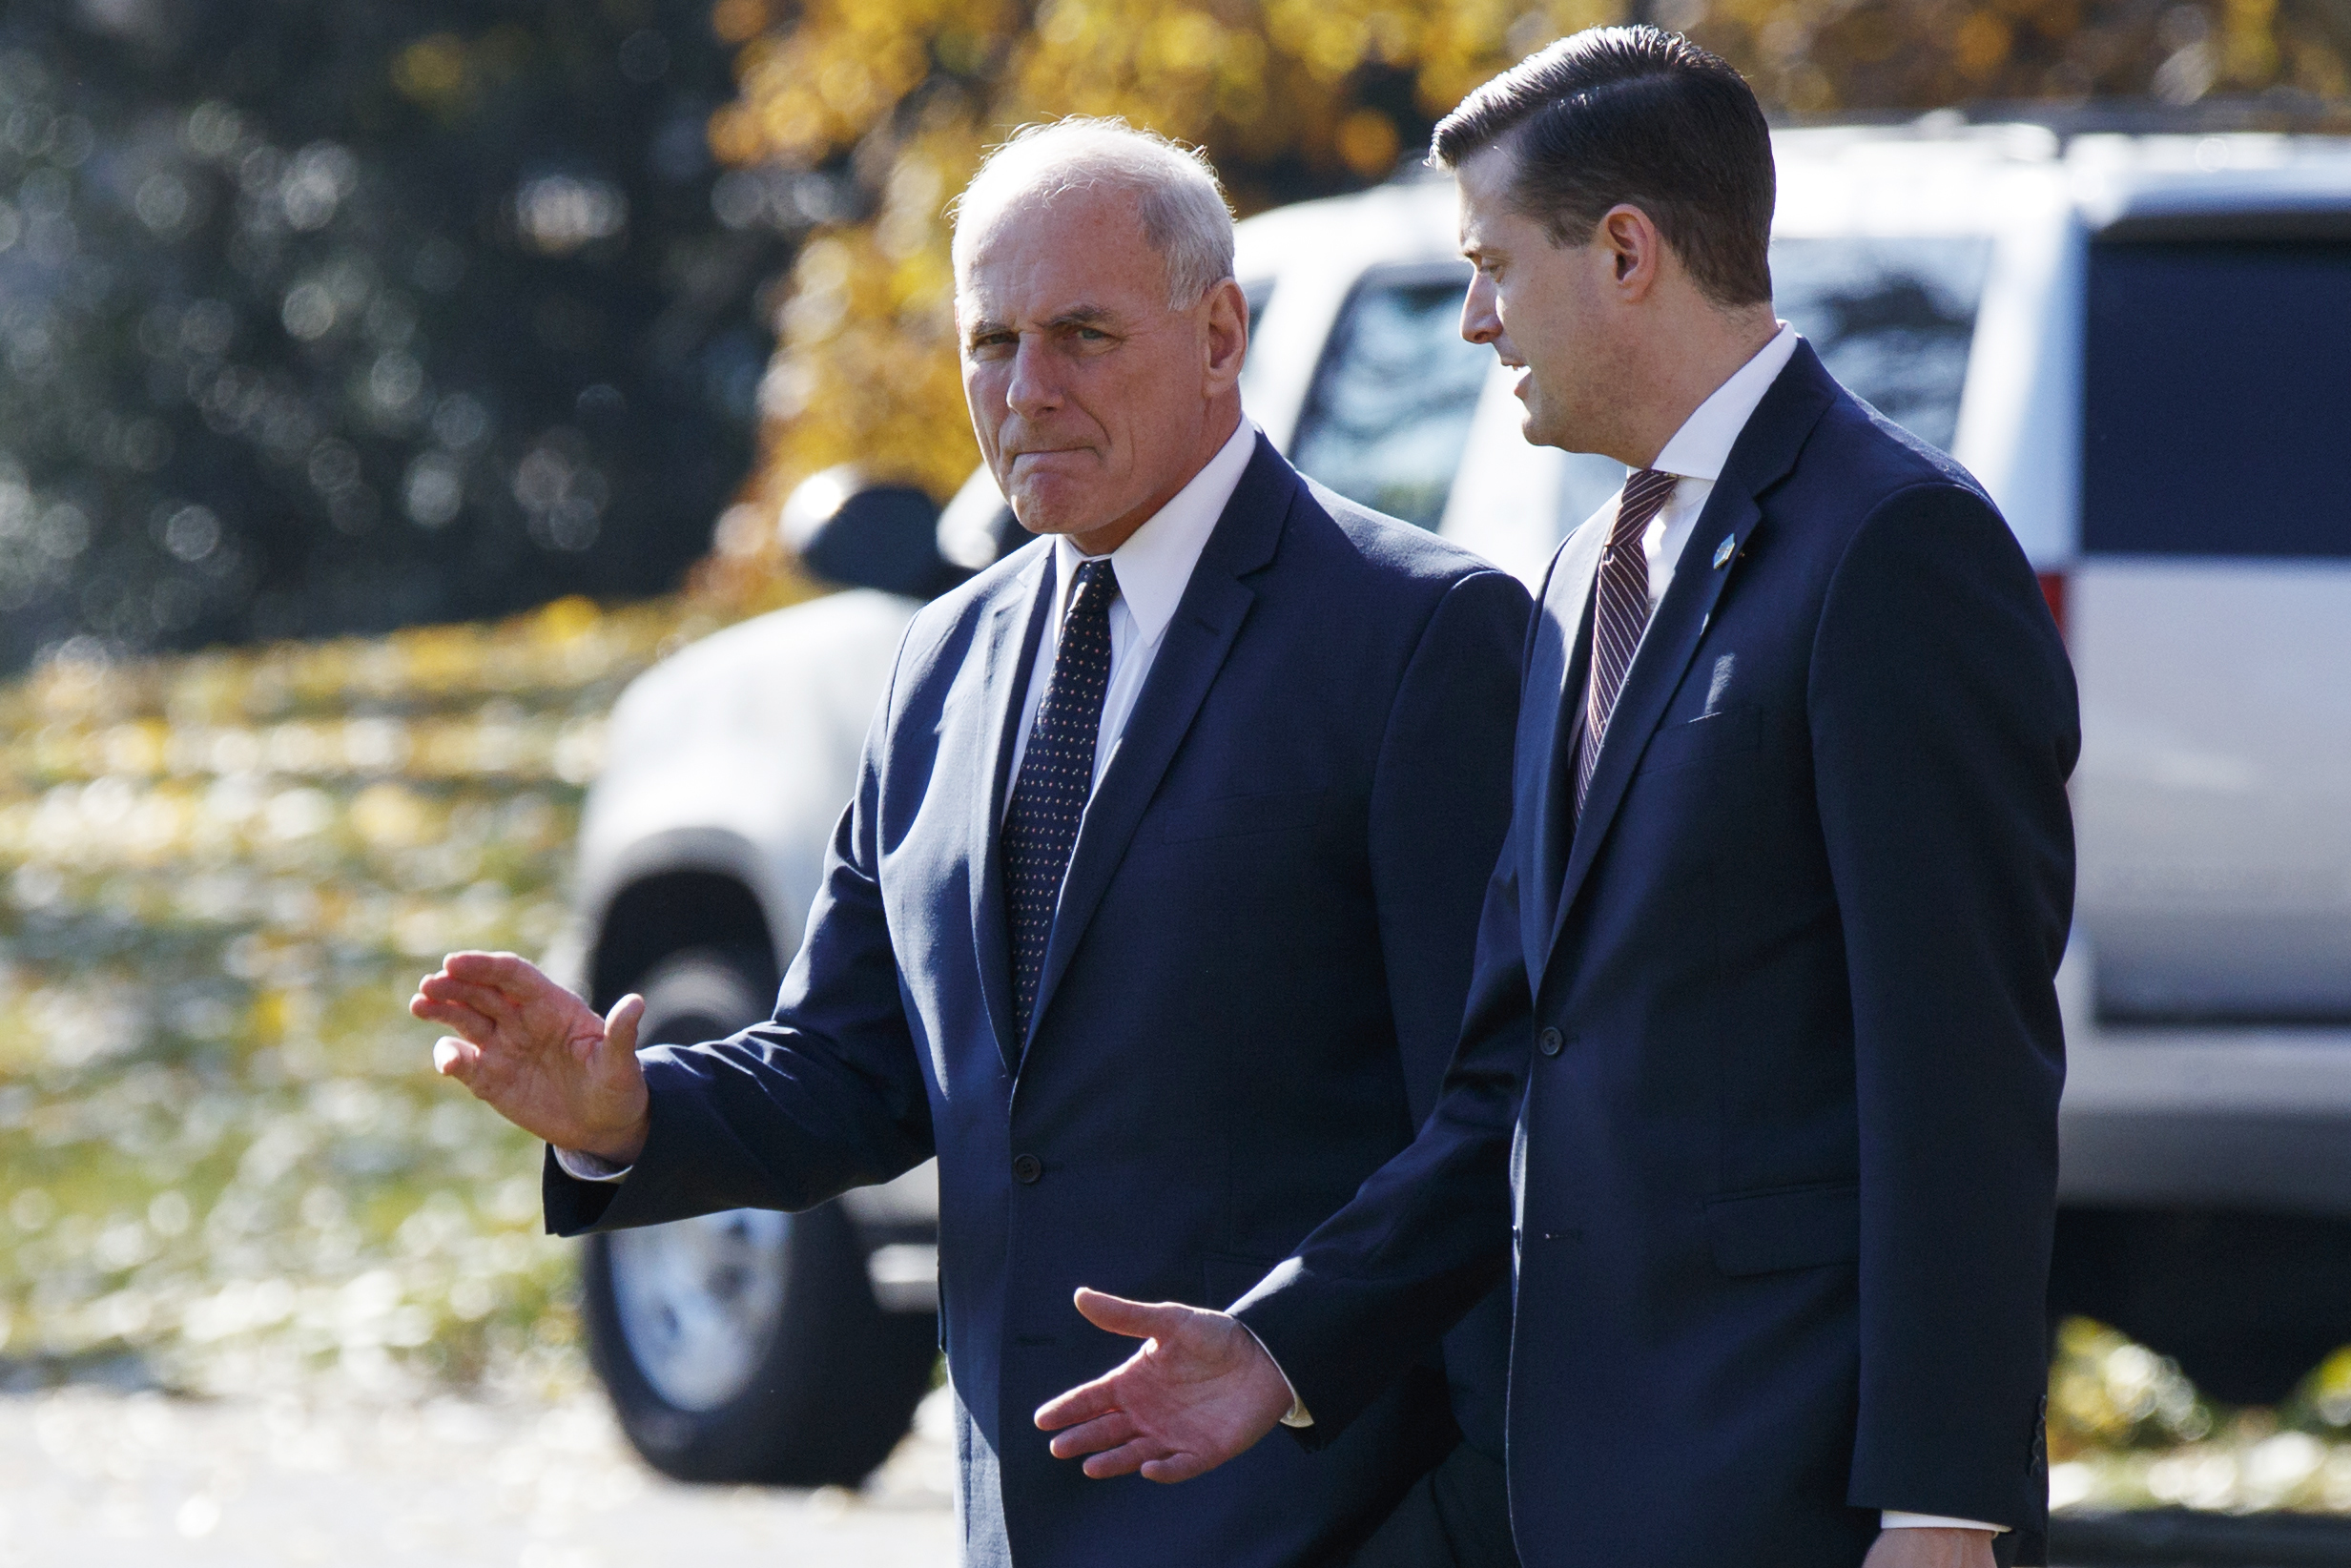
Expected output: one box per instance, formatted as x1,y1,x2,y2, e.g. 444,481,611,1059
1637,706,1761,776
1160,789,1325,844
1703,1182,1860,1277
1203,1251,1286,1311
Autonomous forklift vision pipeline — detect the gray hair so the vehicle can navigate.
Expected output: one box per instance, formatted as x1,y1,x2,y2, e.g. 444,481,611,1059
951,117,1236,311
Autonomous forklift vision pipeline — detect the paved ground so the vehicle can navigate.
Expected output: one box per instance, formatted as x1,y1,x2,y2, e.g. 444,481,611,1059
15,1382,2340,1568
0,1383,958,1567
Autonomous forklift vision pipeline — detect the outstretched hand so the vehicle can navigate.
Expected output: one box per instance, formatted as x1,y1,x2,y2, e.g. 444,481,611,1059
1032,1289,1296,1482
410,950,651,1164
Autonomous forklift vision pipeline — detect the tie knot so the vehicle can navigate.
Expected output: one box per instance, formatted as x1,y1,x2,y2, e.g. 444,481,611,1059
1071,558,1120,610
1611,468,1678,547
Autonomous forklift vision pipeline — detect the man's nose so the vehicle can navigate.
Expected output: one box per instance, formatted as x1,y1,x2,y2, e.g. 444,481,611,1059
1460,274,1501,345
1005,336,1062,419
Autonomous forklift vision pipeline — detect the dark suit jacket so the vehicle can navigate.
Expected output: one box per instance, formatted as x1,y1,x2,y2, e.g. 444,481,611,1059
1234,343,2079,1568
546,438,1532,1567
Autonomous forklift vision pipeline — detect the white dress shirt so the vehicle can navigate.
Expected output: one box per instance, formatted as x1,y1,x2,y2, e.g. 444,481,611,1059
1594,320,1799,643
1568,322,1998,1540
1004,416,1257,800
552,419,1258,1188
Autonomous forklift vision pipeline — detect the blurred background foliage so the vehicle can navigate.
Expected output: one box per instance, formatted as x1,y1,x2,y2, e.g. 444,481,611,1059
692,0,2351,604
0,596,725,1398
7,0,2345,642
6,0,2351,1475
0,0,789,674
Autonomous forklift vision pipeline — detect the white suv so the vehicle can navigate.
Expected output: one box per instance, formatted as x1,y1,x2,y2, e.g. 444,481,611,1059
558,121,2351,1482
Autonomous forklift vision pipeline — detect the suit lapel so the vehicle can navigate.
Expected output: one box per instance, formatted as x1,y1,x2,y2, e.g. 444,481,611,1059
1517,517,1604,980
969,546,1059,1076
1540,343,1841,980
1021,437,1293,1063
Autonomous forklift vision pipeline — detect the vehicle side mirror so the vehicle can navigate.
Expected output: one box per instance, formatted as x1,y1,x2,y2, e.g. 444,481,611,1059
782,467,966,599
938,464,1028,575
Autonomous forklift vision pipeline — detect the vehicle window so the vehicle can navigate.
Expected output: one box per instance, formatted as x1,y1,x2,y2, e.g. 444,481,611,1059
1769,237,1992,455
2084,239,2351,557
1241,279,1273,357
1291,264,1487,528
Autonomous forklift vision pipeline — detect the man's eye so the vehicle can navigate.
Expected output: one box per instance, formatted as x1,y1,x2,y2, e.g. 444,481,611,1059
1075,327,1108,341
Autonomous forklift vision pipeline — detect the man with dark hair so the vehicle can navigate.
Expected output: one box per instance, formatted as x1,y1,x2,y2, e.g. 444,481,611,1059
1037,28,2075,1568
1433,25,1775,309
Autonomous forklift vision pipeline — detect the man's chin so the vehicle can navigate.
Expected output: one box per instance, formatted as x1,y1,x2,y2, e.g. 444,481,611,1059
1518,402,1595,458
1007,477,1121,541
1517,404,1567,452
1006,492,1092,541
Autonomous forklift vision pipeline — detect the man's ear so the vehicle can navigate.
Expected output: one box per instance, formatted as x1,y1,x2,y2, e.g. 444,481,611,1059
1598,205,1663,300
1202,278,1248,390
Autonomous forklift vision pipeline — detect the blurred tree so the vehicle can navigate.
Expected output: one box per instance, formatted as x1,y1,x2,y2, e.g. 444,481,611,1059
1691,0,2351,117
0,1,789,673
691,0,2347,608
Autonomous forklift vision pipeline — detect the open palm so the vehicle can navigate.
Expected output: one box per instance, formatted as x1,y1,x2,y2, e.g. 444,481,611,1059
1033,1289,1296,1482
410,950,650,1162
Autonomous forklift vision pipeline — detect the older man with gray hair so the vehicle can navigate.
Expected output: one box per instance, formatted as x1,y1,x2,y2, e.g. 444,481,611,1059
413,118,1529,1567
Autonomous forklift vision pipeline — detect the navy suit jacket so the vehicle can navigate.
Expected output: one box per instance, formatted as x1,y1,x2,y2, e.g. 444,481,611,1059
546,438,1532,1567
1235,343,2079,1568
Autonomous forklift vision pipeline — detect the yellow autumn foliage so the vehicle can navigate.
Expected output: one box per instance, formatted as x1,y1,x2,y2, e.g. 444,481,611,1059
690,0,1613,604
693,0,2348,608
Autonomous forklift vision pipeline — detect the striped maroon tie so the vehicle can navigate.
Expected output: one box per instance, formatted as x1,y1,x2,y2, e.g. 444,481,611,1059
1575,467,1680,818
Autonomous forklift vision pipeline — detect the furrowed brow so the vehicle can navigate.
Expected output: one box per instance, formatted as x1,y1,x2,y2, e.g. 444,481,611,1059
1045,304,1120,331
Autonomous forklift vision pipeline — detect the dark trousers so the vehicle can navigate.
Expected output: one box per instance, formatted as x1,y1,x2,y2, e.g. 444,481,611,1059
1349,1441,1520,1568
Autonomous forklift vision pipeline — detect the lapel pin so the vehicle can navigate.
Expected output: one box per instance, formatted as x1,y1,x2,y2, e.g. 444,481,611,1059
1712,534,1737,569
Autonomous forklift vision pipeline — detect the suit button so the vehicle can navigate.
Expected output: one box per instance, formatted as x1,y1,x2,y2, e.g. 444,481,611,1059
1011,1153,1043,1185
1537,1027,1564,1058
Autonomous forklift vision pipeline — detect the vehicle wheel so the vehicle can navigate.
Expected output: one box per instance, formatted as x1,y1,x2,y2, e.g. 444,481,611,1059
579,944,938,1485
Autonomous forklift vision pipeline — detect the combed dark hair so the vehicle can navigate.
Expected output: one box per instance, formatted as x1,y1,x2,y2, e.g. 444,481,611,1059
1432,26,1774,308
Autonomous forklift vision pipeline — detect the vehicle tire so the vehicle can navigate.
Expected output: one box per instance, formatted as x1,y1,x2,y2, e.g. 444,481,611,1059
579,944,938,1486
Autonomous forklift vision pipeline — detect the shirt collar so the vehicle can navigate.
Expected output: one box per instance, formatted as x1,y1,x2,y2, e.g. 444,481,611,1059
1648,322,1800,484
1053,416,1257,646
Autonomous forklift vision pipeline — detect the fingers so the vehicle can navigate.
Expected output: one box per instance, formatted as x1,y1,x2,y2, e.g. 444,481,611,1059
441,950,547,991
431,1036,480,1082
1035,1368,1125,1432
1044,1411,1138,1459
603,993,644,1057
411,993,497,1041
1072,1288,1191,1343
415,973,528,1031
1081,1435,1174,1479
1139,1451,1221,1485
427,953,568,1021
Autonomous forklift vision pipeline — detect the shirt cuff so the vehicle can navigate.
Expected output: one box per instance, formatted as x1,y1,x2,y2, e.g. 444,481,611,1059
551,1145,633,1184
1881,1513,2005,1533
1235,1322,1312,1428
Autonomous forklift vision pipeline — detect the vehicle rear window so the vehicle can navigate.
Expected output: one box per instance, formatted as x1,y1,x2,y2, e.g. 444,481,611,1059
1769,237,1992,456
1291,264,1487,529
2084,239,2351,558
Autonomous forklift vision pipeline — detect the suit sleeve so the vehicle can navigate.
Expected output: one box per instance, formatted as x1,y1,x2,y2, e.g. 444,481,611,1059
1229,567,1539,1447
1808,483,2078,1531
544,655,938,1236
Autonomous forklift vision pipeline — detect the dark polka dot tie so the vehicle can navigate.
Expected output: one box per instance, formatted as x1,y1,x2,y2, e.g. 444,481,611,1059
1003,559,1120,1045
